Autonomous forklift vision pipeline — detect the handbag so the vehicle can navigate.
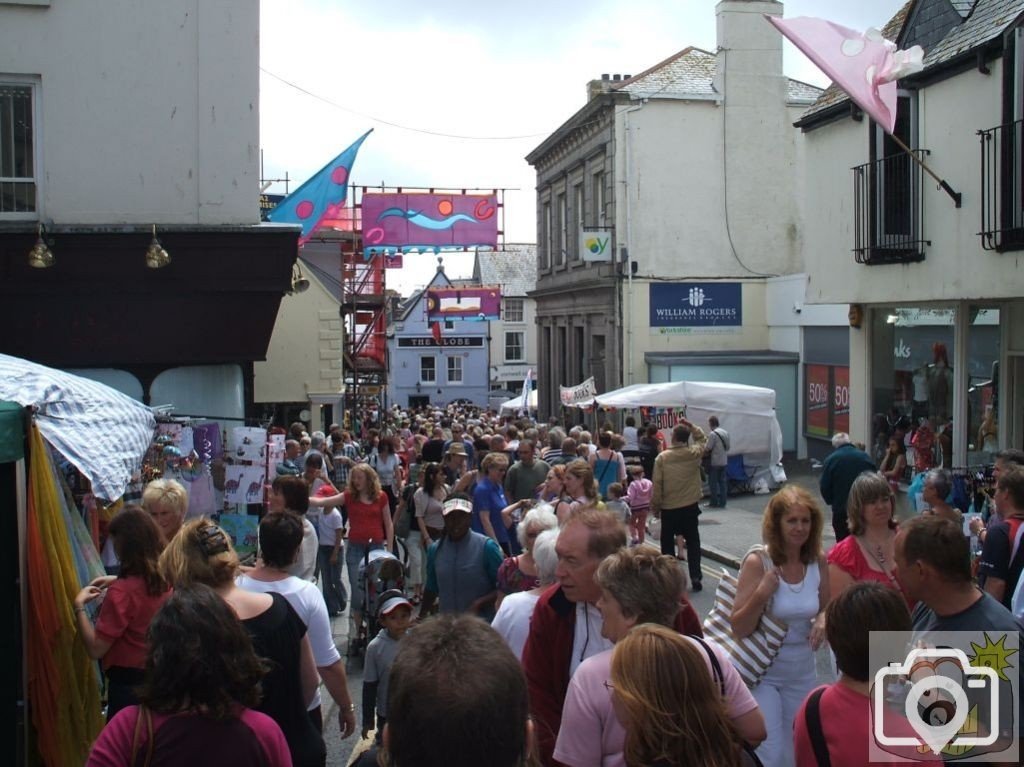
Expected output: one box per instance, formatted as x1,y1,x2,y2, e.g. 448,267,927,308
702,545,788,689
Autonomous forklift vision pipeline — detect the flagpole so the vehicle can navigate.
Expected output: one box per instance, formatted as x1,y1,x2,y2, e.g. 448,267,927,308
888,133,961,208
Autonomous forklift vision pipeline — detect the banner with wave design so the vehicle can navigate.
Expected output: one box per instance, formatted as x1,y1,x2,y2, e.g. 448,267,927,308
362,192,498,251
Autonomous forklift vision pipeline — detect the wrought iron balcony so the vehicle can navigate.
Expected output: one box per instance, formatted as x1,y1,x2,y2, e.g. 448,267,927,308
852,149,929,265
978,120,1024,252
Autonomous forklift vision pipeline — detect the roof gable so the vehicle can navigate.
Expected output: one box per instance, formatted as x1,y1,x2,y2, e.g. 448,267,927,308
473,244,537,296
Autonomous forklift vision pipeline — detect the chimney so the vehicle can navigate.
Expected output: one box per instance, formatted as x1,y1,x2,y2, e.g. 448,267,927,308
587,73,616,101
714,0,785,97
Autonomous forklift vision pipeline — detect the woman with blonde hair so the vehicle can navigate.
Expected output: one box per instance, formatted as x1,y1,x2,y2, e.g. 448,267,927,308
562,459,601,522
540,464,573,522
730,486,829,767
610,623,761,767
141,478,189,545
160,519,323,766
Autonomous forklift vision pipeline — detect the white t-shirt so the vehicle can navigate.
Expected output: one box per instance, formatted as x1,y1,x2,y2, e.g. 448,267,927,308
318,507,344,546
491,590,542,660
570,602,613,677
285,517,319,582
235,572,341,710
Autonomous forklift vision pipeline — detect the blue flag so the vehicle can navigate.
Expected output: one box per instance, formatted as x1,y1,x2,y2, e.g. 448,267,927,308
267,129,372,243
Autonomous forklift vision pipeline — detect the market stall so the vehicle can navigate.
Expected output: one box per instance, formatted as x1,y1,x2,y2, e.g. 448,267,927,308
576,380,786,490
498,389,538,415
1,353,156,767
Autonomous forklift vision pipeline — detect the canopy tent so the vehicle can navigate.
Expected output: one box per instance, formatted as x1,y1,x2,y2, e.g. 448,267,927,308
499,389,538,414
577,380,783,466
0,354,156,502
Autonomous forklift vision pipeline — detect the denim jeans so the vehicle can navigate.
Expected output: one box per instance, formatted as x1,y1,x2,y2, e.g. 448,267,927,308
318,544,347,614
709,465,728,507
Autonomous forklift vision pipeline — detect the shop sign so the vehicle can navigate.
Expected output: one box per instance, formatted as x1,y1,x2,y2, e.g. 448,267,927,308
397,337,484,348
649,283,742,328
559,377,598,406
580,229,613,262
806,365,830,438
833,366,850,435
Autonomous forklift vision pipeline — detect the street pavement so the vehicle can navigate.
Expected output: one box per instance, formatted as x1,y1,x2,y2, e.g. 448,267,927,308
325,458,833,765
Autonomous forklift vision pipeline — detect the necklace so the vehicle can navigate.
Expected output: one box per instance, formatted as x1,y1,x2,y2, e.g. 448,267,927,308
782,562,808,593
858,535,899,585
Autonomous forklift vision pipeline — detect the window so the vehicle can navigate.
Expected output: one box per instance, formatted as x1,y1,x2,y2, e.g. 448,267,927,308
420,356,436,383
447,355,463,384
852,93,926,264
505,331,524,362
542,201,552,269
572,183,584,259
504,297,524,323
592,171,605,224
979,26,1024,251
0,82,37,217
555,193,567,266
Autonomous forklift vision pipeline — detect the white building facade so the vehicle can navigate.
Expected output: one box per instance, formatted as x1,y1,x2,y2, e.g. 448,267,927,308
527,0,846,453
797,0,1024,465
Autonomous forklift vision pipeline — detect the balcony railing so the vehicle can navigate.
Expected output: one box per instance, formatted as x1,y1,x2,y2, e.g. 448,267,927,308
852,149,929,265
978,120,1024,252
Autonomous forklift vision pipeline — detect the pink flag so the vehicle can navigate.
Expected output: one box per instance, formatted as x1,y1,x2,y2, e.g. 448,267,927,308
766,16,923,135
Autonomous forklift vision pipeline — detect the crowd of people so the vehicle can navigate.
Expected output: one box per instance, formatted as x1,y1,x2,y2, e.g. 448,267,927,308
73,403,1024,766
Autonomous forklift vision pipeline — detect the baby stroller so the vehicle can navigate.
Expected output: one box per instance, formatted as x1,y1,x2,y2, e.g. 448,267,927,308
350,542,408,657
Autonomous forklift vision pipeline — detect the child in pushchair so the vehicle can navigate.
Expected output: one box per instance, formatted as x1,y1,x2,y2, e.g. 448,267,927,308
352,544,407,656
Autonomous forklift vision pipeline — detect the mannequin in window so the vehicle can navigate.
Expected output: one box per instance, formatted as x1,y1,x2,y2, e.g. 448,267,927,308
911,365,929,421
977,406,998,454
926,342,952,423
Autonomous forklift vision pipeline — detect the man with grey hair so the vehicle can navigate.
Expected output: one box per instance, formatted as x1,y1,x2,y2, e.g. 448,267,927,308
819,432,875,541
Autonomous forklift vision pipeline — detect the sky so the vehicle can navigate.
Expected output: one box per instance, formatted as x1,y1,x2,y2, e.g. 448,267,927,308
259,0,907,295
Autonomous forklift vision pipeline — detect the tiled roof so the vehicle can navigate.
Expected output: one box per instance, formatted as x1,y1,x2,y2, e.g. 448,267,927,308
924,0,1023,67
615,47,718,98
474,244,537,297
612,47,822,104
799,0,1024,124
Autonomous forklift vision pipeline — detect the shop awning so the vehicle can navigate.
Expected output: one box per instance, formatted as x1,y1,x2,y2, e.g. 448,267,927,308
0,354,155,501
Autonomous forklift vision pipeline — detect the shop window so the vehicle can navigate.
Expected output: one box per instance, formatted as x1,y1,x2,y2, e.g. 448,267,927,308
504,298,524,323
967,307,1000,463
0,81,37,217
447,355,463,384
420,356,436,383
870,307,954,467
505,331,524,362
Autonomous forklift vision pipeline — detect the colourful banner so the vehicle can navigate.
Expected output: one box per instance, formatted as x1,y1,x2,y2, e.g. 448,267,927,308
806,364,830,438
362,192,498,251
425,286,501,322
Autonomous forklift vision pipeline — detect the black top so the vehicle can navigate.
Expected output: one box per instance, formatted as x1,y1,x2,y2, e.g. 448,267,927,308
243,592,325,767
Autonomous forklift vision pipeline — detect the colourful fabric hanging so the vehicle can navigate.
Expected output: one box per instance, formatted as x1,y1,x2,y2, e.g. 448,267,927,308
26,424,104,766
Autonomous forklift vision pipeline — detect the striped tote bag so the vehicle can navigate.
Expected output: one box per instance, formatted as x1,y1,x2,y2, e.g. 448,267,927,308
702,548,787,689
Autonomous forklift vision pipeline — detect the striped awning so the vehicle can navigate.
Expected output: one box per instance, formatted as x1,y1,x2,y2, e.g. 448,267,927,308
0,353,155,501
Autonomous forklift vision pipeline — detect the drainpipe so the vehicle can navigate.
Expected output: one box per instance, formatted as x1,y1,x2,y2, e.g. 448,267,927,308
621,100,644,386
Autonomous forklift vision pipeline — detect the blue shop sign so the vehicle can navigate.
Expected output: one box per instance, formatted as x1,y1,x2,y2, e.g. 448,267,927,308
649,283,742,327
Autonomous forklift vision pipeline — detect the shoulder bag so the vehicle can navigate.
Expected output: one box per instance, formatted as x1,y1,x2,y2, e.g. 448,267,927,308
702,545,788,689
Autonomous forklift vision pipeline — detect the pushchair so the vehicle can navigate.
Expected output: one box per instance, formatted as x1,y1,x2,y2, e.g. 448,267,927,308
350,541,408,657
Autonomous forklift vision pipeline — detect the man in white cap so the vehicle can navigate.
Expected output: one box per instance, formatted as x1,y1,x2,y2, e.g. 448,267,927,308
420,493,503,620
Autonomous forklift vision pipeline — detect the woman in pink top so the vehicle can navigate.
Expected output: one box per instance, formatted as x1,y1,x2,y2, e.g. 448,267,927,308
73,507,171,721
827,472,911,607
553,545,765,767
